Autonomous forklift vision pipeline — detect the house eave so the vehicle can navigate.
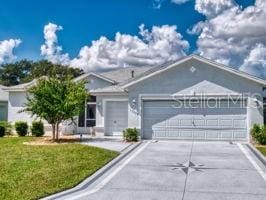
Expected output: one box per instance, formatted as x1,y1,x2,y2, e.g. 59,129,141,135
90,91,128,96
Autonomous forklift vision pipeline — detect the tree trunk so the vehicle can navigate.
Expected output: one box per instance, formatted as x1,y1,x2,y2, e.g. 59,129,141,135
55,122,59,142
52,124,56,142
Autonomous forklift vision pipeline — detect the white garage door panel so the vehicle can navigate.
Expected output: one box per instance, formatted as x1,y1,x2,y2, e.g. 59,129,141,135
105,101,128,136
143,100,247,140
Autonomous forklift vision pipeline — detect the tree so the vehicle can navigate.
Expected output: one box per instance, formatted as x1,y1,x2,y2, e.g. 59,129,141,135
0,59,84,86
23,76,87,142
0,60,33,86
30,60,84,80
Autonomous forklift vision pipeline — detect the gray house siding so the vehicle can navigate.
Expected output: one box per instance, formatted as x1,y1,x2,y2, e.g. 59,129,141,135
127,59,264,139
84,75,113,90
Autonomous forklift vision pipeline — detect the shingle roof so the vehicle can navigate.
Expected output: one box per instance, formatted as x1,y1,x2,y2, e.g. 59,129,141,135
2,79,39,91
99,66,153,83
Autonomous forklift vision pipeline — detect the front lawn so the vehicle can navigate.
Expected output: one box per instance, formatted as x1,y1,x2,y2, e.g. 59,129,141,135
256,145,266,156
0,137,119,200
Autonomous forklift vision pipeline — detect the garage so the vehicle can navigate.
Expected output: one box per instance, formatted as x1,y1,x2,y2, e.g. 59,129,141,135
105,101,128,136
142,100,247,140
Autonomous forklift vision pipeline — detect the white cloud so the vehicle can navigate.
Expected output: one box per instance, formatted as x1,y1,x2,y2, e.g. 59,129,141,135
152,0,164,9
239,43,266,78
195,0,235,18
41,23,189,72
71,24,189,71
0,39,21,64
40,23,70,65
192,0,266,78
171,0,191,5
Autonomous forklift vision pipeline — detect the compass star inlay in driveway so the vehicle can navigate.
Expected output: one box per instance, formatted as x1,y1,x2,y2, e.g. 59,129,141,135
165,161,215,174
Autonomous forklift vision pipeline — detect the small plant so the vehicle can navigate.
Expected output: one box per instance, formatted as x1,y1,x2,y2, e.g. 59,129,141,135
0,121,12,136
15,121,28,136
31,121,45,137
123,128,139,142
0,124,5,137
251,124,266,145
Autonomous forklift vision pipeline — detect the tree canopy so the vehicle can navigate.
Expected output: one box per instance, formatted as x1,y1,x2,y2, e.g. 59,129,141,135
23,76,88,141
0,60,84,86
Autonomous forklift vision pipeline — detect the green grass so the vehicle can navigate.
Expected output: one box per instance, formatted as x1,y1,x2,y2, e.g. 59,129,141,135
256,145,266,156
0,137,119,200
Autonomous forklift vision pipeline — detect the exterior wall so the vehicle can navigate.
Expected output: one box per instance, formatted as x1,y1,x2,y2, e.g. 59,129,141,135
8,91,33,124
127,60,264,135
0,85,9,121
61,75,114,135
0,101,8,121
84,75,113,90
0,87,8,102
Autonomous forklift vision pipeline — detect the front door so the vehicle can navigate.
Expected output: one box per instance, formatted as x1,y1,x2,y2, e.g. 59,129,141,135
105,101,128,136
77,96,96,134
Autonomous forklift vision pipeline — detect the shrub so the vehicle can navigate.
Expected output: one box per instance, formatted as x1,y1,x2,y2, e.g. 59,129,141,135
0,121,12,136
123,128,139,142
31,121,44,137
251,124,266,145
15,121,28,136
0,125,5,137
251,124,261,138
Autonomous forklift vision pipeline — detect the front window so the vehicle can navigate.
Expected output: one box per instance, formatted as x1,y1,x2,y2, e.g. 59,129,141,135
78,95,96,127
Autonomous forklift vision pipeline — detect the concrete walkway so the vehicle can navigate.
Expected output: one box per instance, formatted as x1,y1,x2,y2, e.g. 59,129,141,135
45,140,266,200
81,137,132,152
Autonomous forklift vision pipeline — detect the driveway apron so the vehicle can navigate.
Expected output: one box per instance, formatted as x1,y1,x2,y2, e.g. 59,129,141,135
56,141,266,200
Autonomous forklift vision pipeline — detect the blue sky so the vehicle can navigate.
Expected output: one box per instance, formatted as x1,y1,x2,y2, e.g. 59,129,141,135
0,0,253,60
0,0,264,78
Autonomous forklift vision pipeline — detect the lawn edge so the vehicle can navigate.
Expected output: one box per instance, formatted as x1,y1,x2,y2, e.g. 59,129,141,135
246,143,266,167
42,141,142,200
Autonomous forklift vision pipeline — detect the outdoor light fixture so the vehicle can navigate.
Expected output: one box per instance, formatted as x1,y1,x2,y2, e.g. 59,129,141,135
253,97,260,107
132,99,136,107
97,101,102,106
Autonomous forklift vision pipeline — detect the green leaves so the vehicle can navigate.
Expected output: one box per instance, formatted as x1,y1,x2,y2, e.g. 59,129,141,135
0,60,84,86
24,76,87,127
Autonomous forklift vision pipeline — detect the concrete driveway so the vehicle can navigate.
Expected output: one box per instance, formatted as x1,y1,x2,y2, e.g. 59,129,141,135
48,141,266,200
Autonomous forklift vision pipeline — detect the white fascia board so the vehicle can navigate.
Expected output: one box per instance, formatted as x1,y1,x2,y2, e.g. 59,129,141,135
74,72,116,84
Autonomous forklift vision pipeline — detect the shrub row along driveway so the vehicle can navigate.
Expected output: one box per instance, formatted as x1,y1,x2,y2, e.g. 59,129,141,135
0,137,118,200
55,140,266,200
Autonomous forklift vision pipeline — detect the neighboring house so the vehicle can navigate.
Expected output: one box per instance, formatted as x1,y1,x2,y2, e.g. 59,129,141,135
3,55,266,141
0,85,8,121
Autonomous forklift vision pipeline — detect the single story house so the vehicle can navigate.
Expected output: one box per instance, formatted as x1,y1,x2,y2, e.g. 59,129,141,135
0,85,8,121
3,55,266,141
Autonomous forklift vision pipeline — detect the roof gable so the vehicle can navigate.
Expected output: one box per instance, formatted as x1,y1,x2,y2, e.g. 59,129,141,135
73,72,116,84
121,55,266,88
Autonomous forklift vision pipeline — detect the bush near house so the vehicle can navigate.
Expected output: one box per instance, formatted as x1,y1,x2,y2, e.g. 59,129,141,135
251,124,266,145
0,125,5,137
123,128,139,142
31,121,44,137
15,121,28,136
0,121,12,136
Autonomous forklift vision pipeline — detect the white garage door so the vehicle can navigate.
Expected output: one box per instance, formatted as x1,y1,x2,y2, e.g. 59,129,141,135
105,101,128,136
143,100,247,140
